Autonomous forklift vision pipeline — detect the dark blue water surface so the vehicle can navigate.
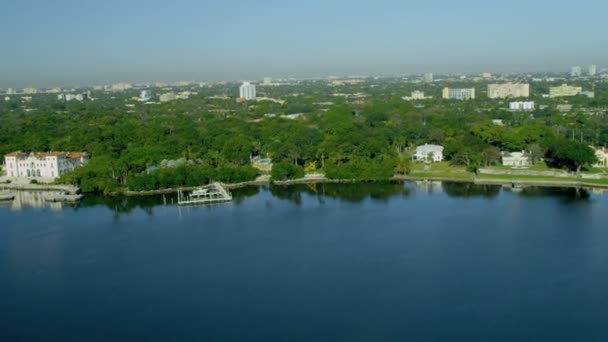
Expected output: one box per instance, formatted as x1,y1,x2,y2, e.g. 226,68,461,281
1,182,608,341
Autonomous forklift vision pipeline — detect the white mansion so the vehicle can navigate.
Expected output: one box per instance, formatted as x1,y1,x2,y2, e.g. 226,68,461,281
413,144,444,162
4,151,89,179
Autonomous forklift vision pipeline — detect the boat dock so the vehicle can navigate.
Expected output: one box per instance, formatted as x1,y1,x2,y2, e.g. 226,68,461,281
177,182,232,205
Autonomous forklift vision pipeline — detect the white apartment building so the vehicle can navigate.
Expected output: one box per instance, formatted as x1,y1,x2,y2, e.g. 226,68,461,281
488,83,530,99
424,73,433,83
571,66,582,77
549,84,582,98
239,82,256,100
442,87,475,100
509,101,535,111
4,151,89,179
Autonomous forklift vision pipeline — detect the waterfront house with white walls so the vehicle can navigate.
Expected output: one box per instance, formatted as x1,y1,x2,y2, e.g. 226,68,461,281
413,144,444,162
4,151,89,180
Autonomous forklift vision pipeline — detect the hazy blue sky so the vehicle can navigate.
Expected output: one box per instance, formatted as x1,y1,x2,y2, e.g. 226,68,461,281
1,0,606,87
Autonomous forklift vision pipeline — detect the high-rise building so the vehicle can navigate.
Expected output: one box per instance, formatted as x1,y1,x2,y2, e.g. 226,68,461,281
571,66,582,77
6,88,15,95
487,83,530,99
549,84,582,98
589,65,597,76
424,73,433,83
442,88,475,100
239,82,256,100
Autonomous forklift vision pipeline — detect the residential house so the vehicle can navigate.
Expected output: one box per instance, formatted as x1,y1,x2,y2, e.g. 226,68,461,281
502,151,531,167
413,144,444,162
4,151,89,180
591,146,608,168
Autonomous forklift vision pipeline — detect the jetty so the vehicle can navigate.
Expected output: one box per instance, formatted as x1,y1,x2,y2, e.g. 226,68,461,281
0,183,80,195
177,182,232,205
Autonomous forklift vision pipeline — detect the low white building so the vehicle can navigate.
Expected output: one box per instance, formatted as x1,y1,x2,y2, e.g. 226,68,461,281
591,146,608,168
502,151,531,167
4,151,89,179
509,101,535,111
403,91,432,101
413,144,444,162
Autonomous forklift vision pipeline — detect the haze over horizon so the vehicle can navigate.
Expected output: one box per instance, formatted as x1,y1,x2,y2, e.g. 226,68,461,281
1,0,606,88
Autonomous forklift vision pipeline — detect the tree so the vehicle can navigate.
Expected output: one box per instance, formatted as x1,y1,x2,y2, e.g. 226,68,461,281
527,143,546,165
270,161,305,181
547,139,597,174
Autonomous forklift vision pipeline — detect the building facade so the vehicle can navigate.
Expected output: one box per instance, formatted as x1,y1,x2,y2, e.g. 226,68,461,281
591,146,608,168
571,66,582,77
502,151,531,167
509,101,535,111
413,144,444,162
549,84,582,98
239,82,256,100
488,83,530,99
4,151,89,179
442,88,475,100
424,73,433,83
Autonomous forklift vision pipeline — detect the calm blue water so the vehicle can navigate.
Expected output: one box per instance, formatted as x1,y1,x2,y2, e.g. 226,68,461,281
1,182,608,341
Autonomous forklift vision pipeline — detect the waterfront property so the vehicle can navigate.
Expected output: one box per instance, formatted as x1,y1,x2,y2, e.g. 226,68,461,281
501,151,532,167
4,151,89,180
413,144,444,162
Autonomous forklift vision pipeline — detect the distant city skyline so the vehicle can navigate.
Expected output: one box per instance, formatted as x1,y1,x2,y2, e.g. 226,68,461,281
1,0,607,88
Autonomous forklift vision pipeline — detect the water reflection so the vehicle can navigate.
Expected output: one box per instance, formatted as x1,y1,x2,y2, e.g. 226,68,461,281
0,182,601,214
269,181,412,205
0,191,68,211
442,182,501,198
516,186,591,202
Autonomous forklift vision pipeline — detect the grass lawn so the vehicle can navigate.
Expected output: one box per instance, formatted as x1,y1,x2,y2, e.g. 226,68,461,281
409,162,473,180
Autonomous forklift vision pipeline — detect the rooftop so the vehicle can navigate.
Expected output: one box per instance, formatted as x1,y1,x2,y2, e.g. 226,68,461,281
416,144,444,153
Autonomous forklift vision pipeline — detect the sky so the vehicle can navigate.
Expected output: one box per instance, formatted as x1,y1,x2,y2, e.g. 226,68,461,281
0,0,606,87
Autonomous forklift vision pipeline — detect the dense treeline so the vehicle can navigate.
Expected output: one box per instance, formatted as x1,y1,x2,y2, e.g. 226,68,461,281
1,79,607,193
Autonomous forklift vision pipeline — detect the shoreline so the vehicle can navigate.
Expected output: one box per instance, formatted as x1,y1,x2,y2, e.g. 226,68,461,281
4,173,608,198
117,173,608,197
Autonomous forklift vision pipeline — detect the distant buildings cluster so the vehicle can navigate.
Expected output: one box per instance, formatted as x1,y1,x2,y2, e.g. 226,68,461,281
571,65,597,77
